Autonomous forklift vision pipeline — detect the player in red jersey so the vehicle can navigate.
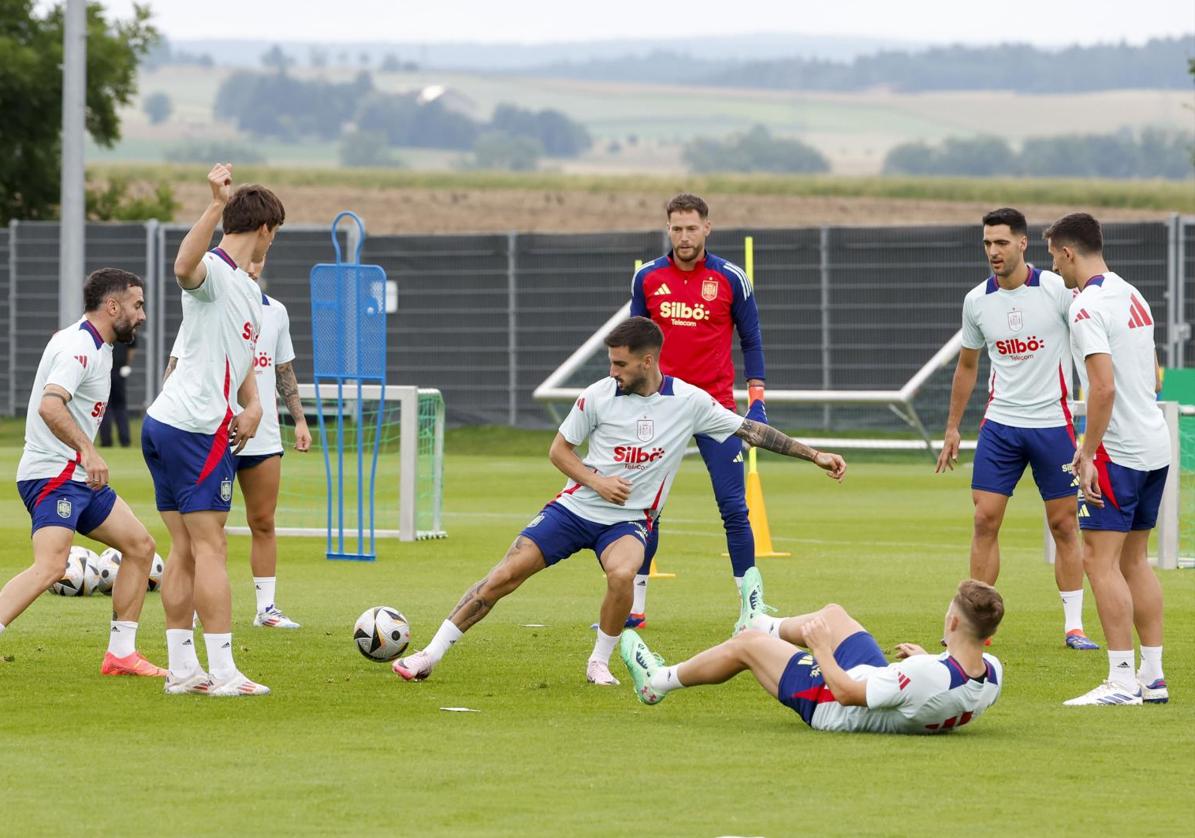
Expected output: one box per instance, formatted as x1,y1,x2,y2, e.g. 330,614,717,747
627,193,769,624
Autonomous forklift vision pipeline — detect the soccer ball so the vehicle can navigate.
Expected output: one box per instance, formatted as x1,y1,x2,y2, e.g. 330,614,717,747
50,547,96,596
94,548,122,595
353,607,411,662
80,553,102,596
146,553,165,592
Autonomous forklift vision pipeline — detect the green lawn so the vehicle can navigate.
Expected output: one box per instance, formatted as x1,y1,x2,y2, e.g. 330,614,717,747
0,426,1190,836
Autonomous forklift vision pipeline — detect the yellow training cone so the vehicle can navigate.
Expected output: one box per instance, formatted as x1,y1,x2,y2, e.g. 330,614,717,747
743,447,791,558
647,558,676,579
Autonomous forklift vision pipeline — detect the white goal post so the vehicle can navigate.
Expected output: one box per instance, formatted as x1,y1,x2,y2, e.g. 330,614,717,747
533,301,966,454
226,383,445,542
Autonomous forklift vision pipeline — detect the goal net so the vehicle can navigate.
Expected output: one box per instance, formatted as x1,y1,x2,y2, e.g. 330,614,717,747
226,384,446,542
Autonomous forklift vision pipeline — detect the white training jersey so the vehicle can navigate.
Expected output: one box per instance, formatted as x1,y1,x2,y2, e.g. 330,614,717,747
555,375,745,526
812,652,1003,735
1068,272,1169,471
170,292,295,455
17,319,113,483
148,249,263,434
960,266,1075,428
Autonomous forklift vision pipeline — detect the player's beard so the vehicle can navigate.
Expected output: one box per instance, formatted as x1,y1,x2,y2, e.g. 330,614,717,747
113,316,139,344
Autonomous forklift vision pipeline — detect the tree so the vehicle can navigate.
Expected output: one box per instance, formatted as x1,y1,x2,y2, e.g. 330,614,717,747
85,173,177,221
683,125,829,174
489,104,591,157
472,131,543,171
339,130,402,168
143,91,172,124
0,1,158,223
261,44,293,73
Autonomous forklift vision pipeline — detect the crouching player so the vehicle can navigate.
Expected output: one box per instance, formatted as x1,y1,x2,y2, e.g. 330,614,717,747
0,269,164,676
622,576,1004,734
393,317,846,686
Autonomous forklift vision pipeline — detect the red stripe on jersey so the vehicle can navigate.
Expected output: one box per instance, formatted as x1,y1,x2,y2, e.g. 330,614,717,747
643,477,668,532
34,454,81,507
1058,365,1076,444
792,683,838,704
1129,294,1153,327
196,358,233,485
1092,444,1120,510
981,371,996,427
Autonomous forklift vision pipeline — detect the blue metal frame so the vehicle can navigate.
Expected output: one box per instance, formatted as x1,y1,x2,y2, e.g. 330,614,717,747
310,211,387,561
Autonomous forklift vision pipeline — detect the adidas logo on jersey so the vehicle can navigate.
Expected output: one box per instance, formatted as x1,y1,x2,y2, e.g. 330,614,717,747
1127,294,1153,329
653,283,672,296
1073,309,1091,323
74,355,88,368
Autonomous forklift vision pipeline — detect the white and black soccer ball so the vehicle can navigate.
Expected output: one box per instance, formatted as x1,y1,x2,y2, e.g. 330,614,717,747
146,553,165,592
80,552,102,596
50,547,95,596
353,607,411,662
94,548,122,595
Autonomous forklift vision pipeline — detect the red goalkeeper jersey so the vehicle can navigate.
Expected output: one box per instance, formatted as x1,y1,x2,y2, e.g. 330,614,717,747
630,251,766,410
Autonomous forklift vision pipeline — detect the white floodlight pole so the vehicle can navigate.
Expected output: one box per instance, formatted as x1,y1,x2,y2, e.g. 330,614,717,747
59,0,87,326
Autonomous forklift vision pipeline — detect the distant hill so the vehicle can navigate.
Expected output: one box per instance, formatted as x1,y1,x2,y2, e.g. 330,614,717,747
168,32,923,70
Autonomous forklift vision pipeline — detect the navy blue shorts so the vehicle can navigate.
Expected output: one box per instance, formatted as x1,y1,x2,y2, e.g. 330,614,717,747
236,451,282,472
1080,459,1169,532
17,478,117,536
519,502,649,567
972,420,1076,500
777,631,888,726
142,415,235,513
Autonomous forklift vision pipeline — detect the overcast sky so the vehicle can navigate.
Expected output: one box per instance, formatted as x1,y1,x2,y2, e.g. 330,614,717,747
90,0,1194,46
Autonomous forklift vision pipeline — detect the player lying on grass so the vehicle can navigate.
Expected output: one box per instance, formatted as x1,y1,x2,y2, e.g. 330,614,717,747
0,269,165,677
394,316,846,686
621,575,1004,734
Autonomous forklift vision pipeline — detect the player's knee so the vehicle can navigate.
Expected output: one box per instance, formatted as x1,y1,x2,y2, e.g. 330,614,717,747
32,559,65,589
972,509,1001,536
246,511,276,538
1047,513,1078,540
604,560,637,588
820,603,850,622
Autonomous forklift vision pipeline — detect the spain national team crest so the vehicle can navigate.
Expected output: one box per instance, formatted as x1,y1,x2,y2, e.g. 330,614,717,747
1007,309,1023,332
56,498,72,519
220,479,233,503
701,278,718,301
636,419,655,442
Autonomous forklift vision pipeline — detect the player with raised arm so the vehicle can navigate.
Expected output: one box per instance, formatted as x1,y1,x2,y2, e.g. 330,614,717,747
143,163,284,697
627,193,769,627
936,207,1096,650
622,578,1004,735
1,269,164,676
393,317,845,686
1046,213,1170,706
166,256,311,629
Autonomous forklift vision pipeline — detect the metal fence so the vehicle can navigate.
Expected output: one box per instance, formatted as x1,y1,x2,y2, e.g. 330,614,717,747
3,216,1192,432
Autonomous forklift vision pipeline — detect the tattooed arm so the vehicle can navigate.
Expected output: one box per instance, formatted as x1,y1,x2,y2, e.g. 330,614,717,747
735,419,847,480
162,355,178,384
275,361,311,451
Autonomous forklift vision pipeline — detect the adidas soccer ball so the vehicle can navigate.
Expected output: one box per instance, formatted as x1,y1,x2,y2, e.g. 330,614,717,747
353,607,411,662
95,548,122,595
146,553,165,591
80,552,102,596
50,547,95,596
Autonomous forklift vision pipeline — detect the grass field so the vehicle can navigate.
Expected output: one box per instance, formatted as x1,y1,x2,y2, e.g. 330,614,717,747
0,424,1191,836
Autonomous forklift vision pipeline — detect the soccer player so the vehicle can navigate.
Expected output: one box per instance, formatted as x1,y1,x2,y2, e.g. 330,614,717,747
936,207,1097,650
98,336,134,447
1,268,165,676
627,193,768,626
393,317,845,686
1046,213,1170,706
143,163,284,697
167,256,311,629
621,576,1004,735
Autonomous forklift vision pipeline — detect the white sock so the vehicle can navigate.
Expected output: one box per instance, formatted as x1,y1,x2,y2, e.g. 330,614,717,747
107,621,137,657
423,619,463,664
166,628,201,675
1139,645,1164,683
649,664,685,694
205,632,236,680
734,575,744,591
752,614,782,638
253,576,276,613
631,575,648,614
1059,589,1085,633
0,621,6,635
1107,650,1135,688
590,629,619,665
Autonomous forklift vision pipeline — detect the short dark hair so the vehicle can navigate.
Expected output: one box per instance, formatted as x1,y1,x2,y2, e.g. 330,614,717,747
953,580,1005,640
604,316,663,354
1043,212,1103,255
83,268,143,312
666,193,709,220
222,184,286,234
981,207,1027,237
